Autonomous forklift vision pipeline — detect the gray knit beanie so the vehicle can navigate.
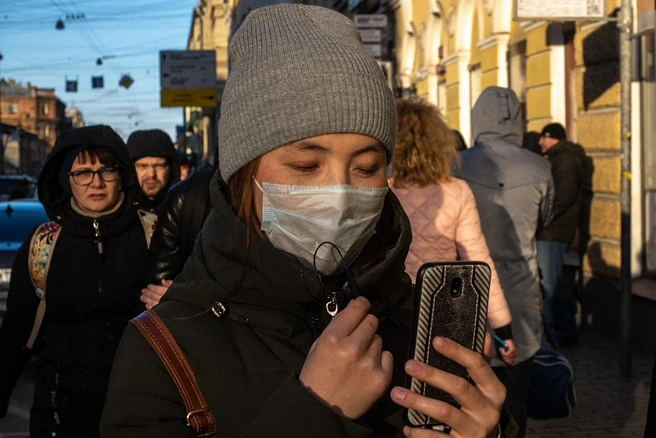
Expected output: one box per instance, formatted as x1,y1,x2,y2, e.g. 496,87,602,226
218,4,396,182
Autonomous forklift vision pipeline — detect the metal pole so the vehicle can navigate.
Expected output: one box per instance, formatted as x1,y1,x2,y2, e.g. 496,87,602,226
618,0,633,377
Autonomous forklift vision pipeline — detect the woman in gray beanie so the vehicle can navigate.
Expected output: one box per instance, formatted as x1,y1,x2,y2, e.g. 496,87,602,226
101,5,512,437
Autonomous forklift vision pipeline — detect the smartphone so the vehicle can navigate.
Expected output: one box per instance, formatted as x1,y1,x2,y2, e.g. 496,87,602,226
404,261,491,429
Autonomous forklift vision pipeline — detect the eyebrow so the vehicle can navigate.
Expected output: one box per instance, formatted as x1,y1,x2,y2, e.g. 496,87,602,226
287,139,385,156
136,159,168,164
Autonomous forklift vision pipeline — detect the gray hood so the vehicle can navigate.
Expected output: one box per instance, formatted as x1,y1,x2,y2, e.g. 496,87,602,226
455,87,548,190
471,86,523,146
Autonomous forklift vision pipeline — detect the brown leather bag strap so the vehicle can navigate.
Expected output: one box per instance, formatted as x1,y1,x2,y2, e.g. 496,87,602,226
131,311,217,437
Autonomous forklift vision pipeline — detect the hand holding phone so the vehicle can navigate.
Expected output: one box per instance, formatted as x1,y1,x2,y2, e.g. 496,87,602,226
404,262,491,429
391,336,506,437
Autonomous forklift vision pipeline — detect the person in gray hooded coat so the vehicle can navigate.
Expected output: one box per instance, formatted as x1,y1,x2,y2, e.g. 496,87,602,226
453,86,554,437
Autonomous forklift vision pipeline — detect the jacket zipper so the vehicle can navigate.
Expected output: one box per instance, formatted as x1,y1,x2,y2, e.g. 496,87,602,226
325,291,338,318
93,219,104,295
93,219,103,255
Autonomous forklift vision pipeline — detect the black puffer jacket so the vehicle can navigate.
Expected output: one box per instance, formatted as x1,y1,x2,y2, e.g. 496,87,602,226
0,126,149,435
145,168,213,283
537,141,586,243
101,174,519,437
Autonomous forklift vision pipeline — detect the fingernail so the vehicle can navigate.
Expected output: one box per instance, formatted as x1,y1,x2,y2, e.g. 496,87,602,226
434,336,447,348
405,360,420,373
391,387,406,401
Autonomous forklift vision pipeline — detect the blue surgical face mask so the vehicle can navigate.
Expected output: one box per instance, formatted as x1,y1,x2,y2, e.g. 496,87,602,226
255,180,388,275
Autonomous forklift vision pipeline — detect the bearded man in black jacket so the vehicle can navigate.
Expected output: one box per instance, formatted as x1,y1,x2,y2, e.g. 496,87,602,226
537,123,586,346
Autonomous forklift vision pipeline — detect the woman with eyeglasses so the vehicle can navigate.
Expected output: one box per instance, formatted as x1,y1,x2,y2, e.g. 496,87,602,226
0,125,150,437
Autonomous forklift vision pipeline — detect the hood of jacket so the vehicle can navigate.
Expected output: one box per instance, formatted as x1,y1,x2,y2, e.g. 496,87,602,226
471,87,523,147
38,125,140,229
162,170,413,347
455,87,550,190
127,129,181,204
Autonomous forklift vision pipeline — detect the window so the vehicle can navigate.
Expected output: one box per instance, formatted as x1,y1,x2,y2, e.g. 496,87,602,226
8,103,17,114
41,103,49,115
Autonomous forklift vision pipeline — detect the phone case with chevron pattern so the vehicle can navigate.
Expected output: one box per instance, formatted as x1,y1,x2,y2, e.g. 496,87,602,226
404,261,491,429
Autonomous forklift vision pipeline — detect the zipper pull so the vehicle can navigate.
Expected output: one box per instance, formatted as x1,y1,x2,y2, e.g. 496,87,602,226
325,291,338,319
93,219,103,255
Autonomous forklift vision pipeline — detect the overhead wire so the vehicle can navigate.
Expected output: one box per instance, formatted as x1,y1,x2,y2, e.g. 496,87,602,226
2,0,194,132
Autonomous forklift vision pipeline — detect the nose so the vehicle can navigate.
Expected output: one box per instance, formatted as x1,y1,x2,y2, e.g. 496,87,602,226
326,164,351,186
89,172,105,188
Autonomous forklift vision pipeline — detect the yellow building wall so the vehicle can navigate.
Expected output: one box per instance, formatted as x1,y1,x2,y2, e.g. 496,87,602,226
391,0,624,279
573,10,622,277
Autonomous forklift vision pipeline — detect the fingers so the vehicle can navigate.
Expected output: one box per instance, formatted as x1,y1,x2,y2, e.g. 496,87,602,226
390,385,465,434
483,333,492,364
402,426,450,437
432,337,506,408
140,282,169,310
432,337,494,386
323,296,372,338
499,340,517,366
140,292,157,310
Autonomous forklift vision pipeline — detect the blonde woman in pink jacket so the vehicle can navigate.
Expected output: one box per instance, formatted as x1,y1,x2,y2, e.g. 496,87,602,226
389,98,518,365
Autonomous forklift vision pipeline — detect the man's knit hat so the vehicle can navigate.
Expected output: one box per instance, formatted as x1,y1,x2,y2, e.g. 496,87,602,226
540,123,567,141
218,4,396,182
126,129,176,161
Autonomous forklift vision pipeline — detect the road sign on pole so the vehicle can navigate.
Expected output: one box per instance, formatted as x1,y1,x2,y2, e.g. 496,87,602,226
160,50,217,107
354,14,388,28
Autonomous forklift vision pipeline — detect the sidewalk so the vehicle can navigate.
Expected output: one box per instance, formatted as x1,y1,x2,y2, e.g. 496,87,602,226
526,328,653,437
1,328,653,437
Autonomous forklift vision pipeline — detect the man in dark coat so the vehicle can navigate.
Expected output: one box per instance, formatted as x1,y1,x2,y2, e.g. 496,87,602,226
537,123,586,346
126,129,180,212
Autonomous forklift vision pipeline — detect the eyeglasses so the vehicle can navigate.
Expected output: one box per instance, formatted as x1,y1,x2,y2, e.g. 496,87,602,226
68,166,120,186
135,162,169,171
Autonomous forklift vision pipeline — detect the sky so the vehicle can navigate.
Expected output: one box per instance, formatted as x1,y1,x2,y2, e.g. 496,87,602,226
1,0,198,141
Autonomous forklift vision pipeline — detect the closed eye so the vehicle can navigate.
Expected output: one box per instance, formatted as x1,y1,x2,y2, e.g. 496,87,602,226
287,163,318,173
355,166,380,176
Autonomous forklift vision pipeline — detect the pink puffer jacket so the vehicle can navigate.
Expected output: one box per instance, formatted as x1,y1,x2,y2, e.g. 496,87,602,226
390,177,512,329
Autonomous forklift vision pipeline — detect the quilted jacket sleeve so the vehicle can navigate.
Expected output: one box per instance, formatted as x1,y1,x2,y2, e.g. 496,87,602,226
453,180,512,329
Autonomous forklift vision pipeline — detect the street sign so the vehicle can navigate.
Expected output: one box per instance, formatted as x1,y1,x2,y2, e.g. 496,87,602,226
515,0,606,20
354,14,388,28
160,50,216,89
358,29,383,43
364,44,383,59
160,50,217,107
160,88,217,108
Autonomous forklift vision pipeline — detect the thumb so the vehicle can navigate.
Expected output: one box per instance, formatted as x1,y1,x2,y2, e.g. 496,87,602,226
161,279,174,287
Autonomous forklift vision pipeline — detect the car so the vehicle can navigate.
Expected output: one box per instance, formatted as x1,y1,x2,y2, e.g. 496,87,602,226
0,175,38,202
0,197,49,323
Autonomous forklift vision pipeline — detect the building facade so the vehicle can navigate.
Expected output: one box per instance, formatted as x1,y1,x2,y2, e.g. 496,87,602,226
184,0,235,165
0,79,66,148
390,0,656,344
0,124,49,175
